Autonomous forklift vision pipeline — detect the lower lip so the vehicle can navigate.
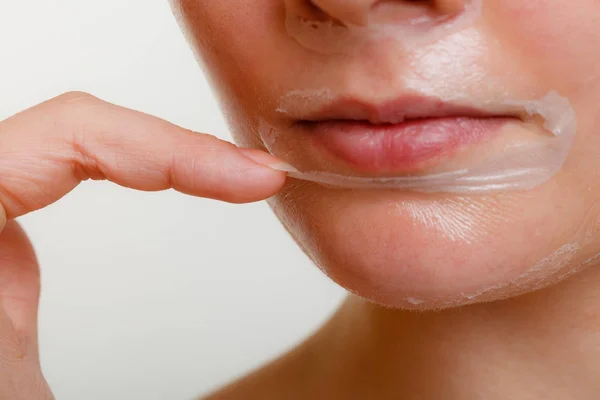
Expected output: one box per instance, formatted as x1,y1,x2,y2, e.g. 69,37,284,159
306,117,511,172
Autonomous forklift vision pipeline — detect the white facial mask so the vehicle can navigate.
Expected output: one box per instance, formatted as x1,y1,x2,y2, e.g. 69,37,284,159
262,0,577,194
260,91,575,193
286,0,483,55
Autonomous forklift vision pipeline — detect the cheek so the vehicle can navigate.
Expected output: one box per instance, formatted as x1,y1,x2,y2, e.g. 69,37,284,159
486,1,600,95
176,0,600,308
272,176,599,309
174,1,299,149
173,1,284,110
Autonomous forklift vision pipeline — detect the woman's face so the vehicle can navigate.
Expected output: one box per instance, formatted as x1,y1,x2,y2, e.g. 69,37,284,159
171,0,600,309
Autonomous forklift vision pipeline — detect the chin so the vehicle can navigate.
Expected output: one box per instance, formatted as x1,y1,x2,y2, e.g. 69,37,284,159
270,176,594,310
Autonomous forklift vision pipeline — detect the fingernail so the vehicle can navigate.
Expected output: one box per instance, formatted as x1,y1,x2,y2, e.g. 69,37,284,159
267,162,299,173
239,148,298,173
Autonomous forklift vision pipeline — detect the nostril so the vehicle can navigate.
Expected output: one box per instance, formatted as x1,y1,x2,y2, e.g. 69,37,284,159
288,0,469,29
309,0,373,26
285,0,476,54
307,1,333,20
285,0,331,22
437,0,467,13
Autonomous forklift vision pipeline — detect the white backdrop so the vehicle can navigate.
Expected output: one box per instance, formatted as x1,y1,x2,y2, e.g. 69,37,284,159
0,1,345,399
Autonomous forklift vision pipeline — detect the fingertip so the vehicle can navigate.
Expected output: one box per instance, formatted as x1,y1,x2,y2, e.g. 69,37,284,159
238,148,297,172
220,148,290,202
225,166,288,204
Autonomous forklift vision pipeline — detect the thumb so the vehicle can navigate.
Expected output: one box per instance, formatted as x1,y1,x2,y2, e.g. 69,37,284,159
0,221,53,399
0,221,40,355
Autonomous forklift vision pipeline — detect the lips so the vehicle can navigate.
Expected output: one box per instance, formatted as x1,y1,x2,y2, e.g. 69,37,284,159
292,96,520,173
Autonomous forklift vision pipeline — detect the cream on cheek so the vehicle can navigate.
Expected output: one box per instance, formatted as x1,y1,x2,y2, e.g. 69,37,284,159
405,199,600,309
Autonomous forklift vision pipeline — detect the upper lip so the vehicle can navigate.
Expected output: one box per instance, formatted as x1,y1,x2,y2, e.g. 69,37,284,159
284,94,522,125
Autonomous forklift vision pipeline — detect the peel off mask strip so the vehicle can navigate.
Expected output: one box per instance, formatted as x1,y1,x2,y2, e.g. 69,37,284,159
259,91,576,194
268,0,577,194
285,0,483,55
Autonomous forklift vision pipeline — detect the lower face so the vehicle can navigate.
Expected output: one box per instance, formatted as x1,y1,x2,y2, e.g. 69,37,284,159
172,1,600,309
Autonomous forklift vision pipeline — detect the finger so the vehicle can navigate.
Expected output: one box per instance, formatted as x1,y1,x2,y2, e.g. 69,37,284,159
0,223,52,400
0,92,289,223
0,221,40,358
0,219,60,398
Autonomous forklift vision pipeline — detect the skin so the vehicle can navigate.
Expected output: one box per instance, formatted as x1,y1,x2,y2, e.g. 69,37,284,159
171,0,600,310
1,0,600,399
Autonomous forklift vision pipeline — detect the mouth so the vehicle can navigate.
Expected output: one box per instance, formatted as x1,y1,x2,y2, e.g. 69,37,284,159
291,96,523,173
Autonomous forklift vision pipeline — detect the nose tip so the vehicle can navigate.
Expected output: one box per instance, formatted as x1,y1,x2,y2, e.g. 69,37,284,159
289,0,470,27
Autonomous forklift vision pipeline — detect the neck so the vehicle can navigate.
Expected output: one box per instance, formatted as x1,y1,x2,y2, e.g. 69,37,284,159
309,267,600,399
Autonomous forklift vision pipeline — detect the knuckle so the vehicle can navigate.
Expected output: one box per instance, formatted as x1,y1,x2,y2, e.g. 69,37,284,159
50,92,102,123
48,92,102,139
36,92,108,181
53,91,98,105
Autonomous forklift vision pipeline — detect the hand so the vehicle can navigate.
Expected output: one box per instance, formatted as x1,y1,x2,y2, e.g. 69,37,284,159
0,92,288,399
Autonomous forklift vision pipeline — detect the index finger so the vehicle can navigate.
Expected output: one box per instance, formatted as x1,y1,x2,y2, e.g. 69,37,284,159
0,92,289,226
